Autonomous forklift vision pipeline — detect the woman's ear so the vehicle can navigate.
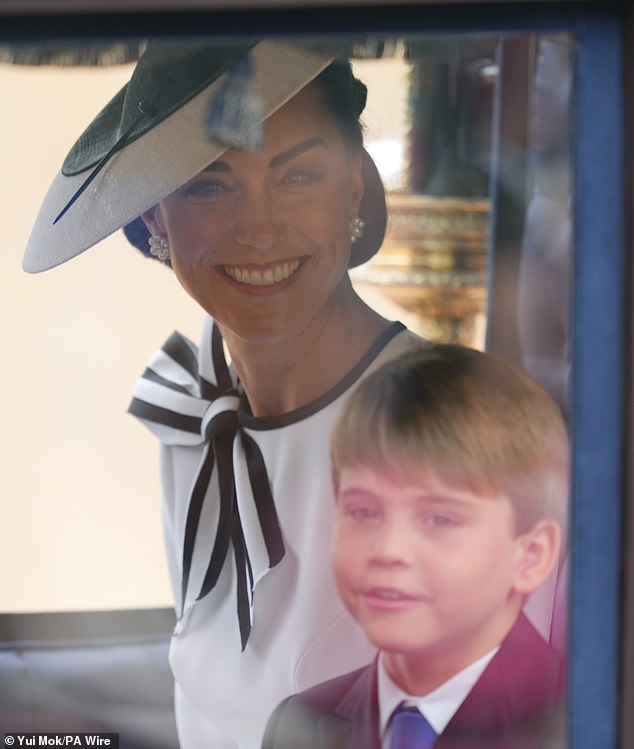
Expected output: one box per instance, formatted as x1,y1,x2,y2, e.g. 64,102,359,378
140,204,164,236
512,518,562,596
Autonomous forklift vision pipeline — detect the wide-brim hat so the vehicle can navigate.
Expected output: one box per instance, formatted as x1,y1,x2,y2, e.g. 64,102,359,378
23,39,386,273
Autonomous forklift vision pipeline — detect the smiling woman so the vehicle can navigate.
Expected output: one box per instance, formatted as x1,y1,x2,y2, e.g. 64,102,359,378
141,83,382,415
22,40,425,749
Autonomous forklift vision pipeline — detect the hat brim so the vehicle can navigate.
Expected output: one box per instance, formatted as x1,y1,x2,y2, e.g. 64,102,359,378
23,41,350,273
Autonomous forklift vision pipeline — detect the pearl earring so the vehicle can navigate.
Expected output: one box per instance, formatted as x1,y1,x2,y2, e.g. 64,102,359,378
148,234,170,262
350,217,365,244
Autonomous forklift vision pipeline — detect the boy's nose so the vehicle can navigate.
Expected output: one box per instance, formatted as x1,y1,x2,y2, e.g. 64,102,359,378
370,520,413,566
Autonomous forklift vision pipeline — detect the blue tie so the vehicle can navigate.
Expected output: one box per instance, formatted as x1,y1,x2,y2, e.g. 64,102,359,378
390,705,437,749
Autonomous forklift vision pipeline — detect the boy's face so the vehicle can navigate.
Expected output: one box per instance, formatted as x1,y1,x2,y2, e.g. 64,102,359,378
331,464,554,686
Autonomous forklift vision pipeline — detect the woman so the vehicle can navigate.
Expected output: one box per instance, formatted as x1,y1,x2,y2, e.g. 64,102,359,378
24,40,423,748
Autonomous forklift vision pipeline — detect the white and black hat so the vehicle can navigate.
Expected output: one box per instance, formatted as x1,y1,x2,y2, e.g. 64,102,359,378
23,39,386,273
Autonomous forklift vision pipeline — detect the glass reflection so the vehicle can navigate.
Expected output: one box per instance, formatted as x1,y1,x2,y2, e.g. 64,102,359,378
0,33,571,748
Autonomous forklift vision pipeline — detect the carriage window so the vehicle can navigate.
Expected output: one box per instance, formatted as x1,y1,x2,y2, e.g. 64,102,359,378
0,33,572,639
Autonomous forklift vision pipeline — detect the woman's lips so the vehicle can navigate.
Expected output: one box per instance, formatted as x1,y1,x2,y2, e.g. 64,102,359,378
223,259,301,287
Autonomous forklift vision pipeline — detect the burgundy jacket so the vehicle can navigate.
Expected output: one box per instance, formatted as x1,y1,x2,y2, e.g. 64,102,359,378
262,613,565,749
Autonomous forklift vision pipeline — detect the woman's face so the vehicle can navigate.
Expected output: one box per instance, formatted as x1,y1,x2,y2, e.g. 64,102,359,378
143,83,364,344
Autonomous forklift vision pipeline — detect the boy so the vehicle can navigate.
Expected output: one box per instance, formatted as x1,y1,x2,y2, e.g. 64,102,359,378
263,344,567,749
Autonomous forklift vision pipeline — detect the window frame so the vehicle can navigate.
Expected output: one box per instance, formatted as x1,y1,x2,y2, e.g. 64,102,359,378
0,2,630,748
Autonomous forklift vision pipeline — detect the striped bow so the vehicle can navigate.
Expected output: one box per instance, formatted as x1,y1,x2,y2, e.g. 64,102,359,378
128,318,285,650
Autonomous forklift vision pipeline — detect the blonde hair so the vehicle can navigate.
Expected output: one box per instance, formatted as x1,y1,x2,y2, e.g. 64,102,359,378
331,345,569,533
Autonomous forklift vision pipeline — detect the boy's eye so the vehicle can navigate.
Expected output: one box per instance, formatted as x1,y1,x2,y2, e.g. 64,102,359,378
424,513,460,529
343,505,380,523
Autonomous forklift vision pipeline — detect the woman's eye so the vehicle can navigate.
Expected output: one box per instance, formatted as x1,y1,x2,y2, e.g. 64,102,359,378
281,168,321,187
182,179,229,201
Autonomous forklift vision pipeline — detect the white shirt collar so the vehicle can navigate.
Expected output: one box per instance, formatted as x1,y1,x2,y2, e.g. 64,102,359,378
377,646,499,745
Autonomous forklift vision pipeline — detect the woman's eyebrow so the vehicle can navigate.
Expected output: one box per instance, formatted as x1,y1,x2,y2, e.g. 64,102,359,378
269,138,326,169
201,138,326,174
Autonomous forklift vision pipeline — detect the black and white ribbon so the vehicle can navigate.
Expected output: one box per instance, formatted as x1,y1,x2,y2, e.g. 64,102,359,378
129,320,285,650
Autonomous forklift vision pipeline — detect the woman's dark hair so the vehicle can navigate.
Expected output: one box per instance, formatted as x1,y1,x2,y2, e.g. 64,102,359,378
312,60,367,150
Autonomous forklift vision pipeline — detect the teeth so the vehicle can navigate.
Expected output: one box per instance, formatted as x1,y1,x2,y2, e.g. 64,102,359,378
224,260,300,286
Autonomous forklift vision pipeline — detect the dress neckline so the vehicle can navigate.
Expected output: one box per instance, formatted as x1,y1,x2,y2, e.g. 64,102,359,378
235,321,406,431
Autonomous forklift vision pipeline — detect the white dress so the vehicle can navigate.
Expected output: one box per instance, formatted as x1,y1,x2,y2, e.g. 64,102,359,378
130,314,423,749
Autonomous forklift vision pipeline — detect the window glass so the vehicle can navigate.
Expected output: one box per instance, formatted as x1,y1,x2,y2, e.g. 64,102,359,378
0,33,572,634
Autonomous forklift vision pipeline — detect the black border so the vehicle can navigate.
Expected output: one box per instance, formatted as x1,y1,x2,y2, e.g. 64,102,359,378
0,2,588,45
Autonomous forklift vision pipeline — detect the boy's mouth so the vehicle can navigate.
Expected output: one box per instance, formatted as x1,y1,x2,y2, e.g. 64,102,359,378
364,586,420,602
369,588,411,600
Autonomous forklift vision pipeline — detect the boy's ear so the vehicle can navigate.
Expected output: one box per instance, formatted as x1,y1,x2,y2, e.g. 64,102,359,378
512,519,561,596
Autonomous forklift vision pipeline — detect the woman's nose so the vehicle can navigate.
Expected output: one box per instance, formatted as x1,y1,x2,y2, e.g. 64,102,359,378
234,191,283,252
